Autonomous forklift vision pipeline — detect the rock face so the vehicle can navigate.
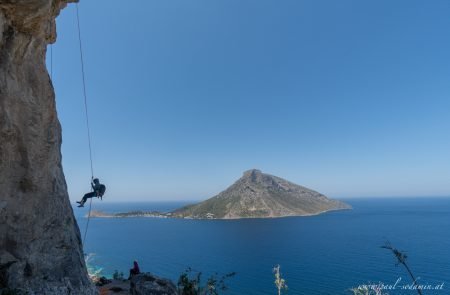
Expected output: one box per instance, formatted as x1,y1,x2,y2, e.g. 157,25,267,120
130,273,177,295
173,169,351,219
0,1,95,294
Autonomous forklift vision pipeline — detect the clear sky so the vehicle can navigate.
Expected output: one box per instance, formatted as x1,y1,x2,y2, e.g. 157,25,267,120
49,0,450,202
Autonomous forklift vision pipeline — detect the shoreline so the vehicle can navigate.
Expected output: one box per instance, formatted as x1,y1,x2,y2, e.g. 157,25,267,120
85,207,352,220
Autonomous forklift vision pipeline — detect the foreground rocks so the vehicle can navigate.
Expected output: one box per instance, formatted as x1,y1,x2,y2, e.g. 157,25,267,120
130,273,177,295
96,279,129,295
0,0,95,294
94,274,178,295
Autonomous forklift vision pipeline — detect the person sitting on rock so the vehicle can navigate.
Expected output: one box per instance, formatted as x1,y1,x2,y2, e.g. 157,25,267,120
128,260,141,279
76,178,106,207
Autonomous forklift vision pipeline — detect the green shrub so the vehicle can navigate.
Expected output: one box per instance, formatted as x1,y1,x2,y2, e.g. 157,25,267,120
112,270,124,280
177,268,235,295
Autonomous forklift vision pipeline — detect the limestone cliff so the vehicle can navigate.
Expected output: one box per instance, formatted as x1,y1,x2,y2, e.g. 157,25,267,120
0,1,95,294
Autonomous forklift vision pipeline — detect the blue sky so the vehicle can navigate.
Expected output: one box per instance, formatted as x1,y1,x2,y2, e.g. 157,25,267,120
49,0,450,202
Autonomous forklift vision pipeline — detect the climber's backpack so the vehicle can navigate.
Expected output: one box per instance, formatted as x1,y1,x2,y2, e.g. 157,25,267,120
97,184,106,197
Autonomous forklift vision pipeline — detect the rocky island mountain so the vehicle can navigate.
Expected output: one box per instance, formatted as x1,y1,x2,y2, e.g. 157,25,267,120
172,169,351,219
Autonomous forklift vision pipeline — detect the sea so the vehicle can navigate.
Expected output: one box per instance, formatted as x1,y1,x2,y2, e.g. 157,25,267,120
73,197,450,295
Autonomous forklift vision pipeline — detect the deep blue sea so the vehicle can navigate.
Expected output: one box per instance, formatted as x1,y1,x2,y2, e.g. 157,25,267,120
73,198,450,295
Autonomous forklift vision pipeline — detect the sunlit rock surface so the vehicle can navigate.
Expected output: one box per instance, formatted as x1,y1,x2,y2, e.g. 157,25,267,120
0,1,95,293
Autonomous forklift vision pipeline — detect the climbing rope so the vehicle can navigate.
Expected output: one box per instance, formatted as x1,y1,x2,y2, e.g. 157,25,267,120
75,3,94,179
75,3,95,247
50,44,53,79
83,198,93,246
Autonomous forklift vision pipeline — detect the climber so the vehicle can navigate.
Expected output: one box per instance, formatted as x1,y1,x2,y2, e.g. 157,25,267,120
128,260,141,279
77,178,106,207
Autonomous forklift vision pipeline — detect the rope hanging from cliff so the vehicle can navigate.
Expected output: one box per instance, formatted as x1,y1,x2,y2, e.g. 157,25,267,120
50,45,53,79
75,3,95,247
76,3,94,179
83,198,93,246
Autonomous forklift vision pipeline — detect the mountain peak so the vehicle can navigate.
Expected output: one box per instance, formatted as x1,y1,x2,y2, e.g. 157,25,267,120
242,169,264,182
243,169,262,176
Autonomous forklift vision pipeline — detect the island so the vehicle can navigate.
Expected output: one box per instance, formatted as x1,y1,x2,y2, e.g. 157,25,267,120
90,169,351,220
172,169,351,219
